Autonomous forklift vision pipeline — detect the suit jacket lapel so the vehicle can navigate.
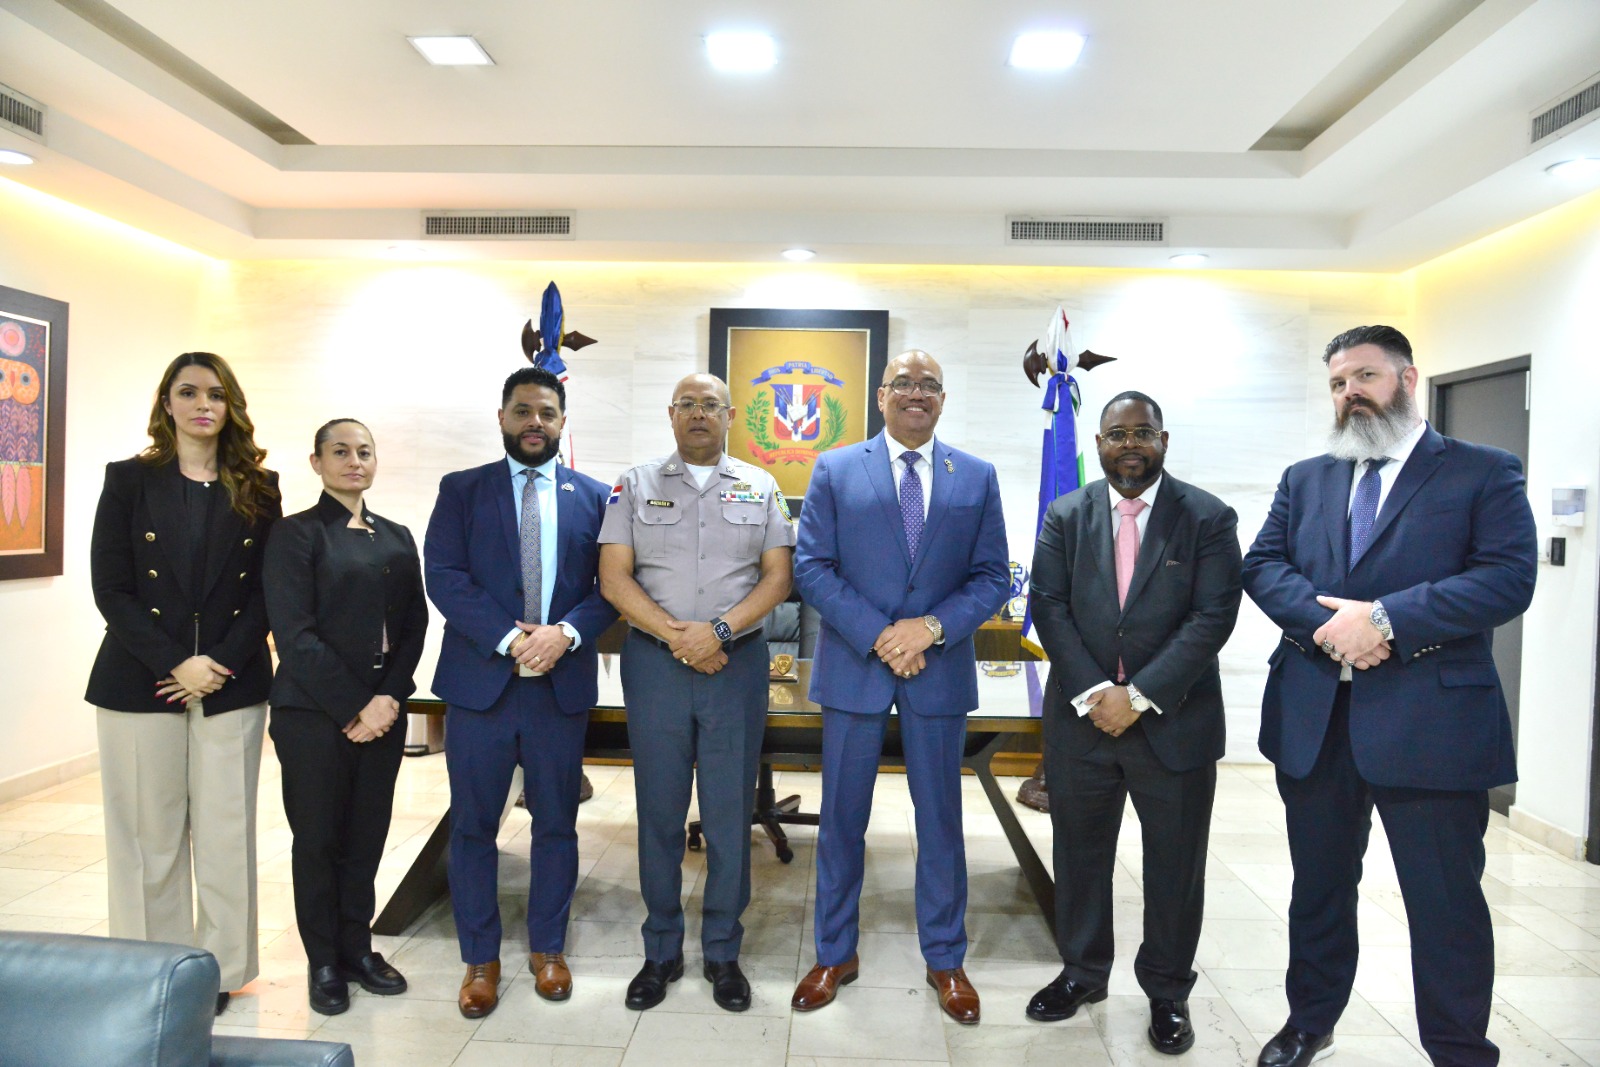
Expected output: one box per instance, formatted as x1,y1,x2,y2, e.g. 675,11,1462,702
551,465,576,602
1320,457,1354,576
863,433,912,567
494,460,521,569
1358,426,1445,569
912,440,957,579
1121,478,1179,615
199,494,243,601
146,462,191,599
1086,483,1117,601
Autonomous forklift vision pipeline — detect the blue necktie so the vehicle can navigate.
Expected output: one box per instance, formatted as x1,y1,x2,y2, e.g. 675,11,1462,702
1348,458,1389,569
521,468,543,623
899,452,924,560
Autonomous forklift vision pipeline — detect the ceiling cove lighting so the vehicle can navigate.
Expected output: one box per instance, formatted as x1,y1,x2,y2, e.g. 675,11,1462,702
408,36,495,66
1168,253,1209,267
1009,31,1086,71
1545,158,1600,180
0,149,35,165
781,248,815,261
706,32,777,73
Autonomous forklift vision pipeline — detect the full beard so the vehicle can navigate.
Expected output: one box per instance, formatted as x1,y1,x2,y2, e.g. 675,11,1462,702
503,429,558,467
1326,388,1420,462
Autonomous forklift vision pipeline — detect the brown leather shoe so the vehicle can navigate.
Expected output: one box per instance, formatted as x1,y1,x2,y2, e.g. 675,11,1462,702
458,960,501,1019
529,952,572,1002
791,956,859,1011
926,966,980,1025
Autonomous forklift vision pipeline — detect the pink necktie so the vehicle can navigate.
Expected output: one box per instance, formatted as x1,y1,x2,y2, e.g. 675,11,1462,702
1115,497,1147,681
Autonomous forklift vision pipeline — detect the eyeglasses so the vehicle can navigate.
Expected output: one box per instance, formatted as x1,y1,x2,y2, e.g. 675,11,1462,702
885,378,943,397
671,398,728,416
1100,427,1162,446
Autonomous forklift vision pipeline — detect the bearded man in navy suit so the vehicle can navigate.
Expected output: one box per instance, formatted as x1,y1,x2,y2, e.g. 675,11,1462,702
425,366,617,1019
1243,326,1536,1067
789,349,1009,1025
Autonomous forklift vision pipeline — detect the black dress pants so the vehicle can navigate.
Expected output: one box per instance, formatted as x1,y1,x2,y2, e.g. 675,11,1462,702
270,706,405,968
1044,714,1216,1001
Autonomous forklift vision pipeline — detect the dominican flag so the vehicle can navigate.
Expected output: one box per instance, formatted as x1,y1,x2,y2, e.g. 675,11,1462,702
772,384,822,441
1026,306,1089,638
606,484,622,506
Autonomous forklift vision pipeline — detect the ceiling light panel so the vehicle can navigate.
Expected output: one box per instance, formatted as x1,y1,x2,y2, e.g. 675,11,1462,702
705,32,777,73
1009,32,1086,71
408,36,495,66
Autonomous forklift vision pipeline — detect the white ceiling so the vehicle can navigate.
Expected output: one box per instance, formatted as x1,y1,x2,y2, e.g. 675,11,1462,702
1,0,1598,269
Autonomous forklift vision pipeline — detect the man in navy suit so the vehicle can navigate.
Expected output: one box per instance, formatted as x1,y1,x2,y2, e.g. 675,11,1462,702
1028,391,1242,1055
425,366,617,1019
790,349,1009,1025
1243,326,1536,1067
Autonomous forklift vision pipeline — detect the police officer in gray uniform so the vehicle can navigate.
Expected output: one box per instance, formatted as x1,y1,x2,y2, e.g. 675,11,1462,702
599,373,795,1014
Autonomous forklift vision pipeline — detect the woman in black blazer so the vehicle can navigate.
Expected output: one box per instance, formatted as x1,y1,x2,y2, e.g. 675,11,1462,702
264,418,427,1016
86,351,280,1015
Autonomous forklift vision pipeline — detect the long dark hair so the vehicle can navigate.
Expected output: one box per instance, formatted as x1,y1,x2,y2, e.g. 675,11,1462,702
138,352,278,522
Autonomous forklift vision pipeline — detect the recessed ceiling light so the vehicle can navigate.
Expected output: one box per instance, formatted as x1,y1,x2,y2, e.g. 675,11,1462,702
0,149,35,165
408,36,495,66
1545,157,1600,181
781,248,815,261
706,32,776,73
1008,32,1086,71
1169,253,1209,267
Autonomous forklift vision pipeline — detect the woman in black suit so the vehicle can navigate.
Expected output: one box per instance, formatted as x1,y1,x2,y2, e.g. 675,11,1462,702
86,351,281,1015
264,418,427,1015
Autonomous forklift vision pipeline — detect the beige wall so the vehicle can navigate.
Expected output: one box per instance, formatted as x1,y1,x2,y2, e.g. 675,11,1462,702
1409,186,1600,852
0,176,225,796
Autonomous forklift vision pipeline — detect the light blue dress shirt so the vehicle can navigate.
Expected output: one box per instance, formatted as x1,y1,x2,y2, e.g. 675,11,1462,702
496,454,579,655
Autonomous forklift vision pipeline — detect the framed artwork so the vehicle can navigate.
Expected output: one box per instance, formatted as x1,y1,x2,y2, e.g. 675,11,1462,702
709,307,888,503
0,285,68,580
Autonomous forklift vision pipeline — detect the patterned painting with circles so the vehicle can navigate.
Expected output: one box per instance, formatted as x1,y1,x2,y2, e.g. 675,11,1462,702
0,285,68,579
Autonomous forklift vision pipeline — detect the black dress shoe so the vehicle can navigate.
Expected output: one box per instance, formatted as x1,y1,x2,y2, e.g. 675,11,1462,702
1148,998,1195,1055
624,957,684,1010
215,992,230,1016
338,952,407,995
309,965,350,1016
703,959,751,1012
1257,1024,1334,1066
1025,970,1108,1022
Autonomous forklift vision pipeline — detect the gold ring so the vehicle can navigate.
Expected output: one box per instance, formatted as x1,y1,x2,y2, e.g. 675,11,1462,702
893,646,902,654
681,657,690,665
533,655,541,662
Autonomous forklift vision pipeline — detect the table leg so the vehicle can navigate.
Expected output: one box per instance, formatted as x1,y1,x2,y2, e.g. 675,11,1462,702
963,733,1056,937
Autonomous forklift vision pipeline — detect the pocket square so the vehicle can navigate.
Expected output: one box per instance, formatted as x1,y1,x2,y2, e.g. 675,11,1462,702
1165,559,1183,566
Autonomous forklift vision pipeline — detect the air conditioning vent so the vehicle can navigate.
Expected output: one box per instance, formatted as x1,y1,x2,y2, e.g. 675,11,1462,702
1007,215,1167,245
1530,73,1600,146
0,82,45,143
422,210,574,239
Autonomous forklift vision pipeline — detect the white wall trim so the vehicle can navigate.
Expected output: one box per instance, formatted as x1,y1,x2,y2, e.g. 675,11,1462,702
0,750,100,806
1508,804,1587,861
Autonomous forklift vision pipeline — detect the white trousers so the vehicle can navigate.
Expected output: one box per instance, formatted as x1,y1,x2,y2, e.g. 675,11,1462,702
97,701,266,991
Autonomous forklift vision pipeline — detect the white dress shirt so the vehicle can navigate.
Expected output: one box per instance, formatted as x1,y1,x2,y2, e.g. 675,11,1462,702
1073,475,1166,716
1336,419,1426,681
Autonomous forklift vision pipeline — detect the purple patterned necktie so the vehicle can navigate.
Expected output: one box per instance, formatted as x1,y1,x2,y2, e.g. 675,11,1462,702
1348,457,1388,570
899,452,924,560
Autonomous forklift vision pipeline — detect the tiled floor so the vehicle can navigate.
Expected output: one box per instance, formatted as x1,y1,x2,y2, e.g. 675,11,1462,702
3,749,1599,1066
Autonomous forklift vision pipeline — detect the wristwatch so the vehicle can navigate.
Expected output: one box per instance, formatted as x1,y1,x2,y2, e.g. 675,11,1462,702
1369,600,1394,641
710,617,733,646
923,615,944,644
1124,683,1152,713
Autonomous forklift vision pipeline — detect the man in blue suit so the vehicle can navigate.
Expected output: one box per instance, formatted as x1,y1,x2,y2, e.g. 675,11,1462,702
425,366,618,1019
1243,326,1536,1067
791,349,1009,1025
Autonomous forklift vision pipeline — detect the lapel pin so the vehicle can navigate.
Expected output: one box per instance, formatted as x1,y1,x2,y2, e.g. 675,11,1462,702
944,457,954,473
666,463,678,472
560,482,574,492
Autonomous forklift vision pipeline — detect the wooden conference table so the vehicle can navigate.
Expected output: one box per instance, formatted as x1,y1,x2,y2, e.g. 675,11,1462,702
373,657,1055,936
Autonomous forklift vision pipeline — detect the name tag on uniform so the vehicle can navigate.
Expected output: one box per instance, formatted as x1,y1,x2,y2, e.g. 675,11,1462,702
732,482,752,491
646,499,675,508
721,490,765,504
